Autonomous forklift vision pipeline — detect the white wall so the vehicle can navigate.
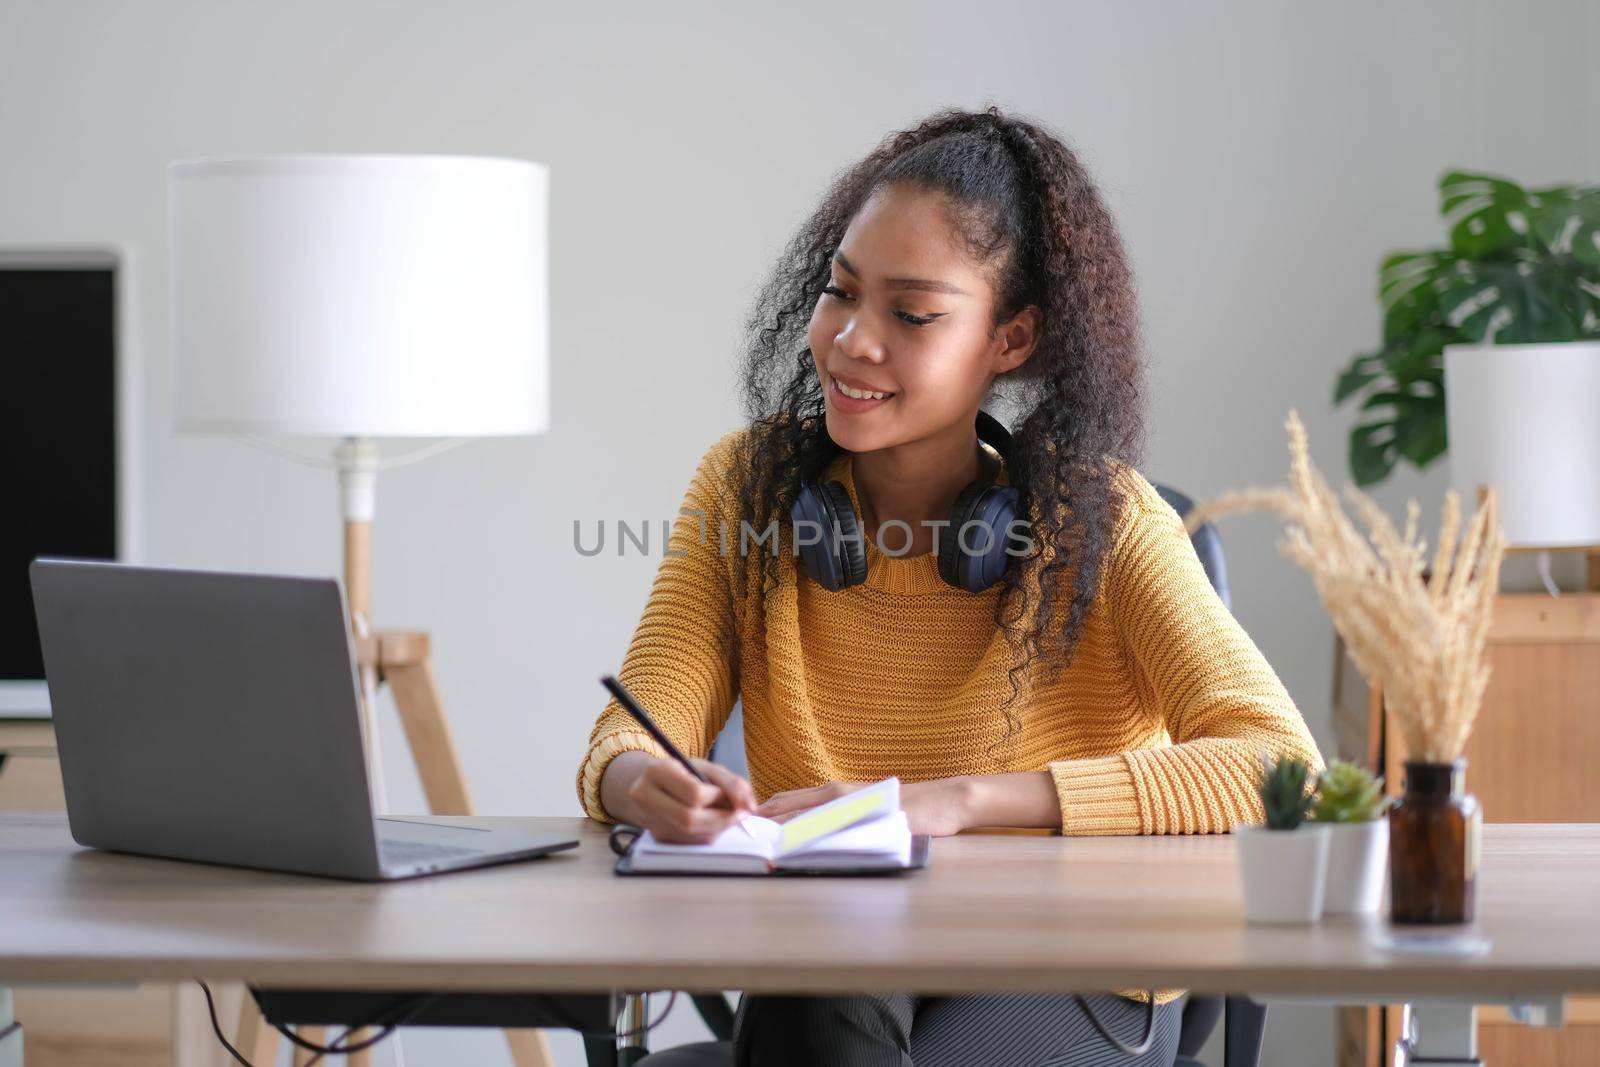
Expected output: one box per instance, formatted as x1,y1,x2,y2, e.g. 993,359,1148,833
2,2,1592,1064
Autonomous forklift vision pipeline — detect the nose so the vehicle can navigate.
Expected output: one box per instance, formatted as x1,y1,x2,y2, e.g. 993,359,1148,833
835,314,887,364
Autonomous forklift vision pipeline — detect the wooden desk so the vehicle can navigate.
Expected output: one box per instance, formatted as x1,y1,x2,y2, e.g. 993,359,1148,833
1,814,1598,1062
1333,593,1600,1065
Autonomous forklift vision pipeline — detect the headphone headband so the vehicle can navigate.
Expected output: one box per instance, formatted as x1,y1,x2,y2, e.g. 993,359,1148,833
973,409,1016,481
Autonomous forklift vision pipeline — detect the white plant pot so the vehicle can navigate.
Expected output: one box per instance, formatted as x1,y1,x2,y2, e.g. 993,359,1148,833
1321,818,1389,915
1445,340,1600,547
1237,824,1330,924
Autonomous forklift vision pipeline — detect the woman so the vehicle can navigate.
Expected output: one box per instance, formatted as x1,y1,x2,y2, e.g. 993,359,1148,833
576,105,1321,1066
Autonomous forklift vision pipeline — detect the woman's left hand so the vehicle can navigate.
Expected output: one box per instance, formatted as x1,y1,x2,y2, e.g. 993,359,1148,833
756,777,974,837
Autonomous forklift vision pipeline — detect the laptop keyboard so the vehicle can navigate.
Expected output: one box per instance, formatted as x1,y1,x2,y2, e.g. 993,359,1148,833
379,838,486,865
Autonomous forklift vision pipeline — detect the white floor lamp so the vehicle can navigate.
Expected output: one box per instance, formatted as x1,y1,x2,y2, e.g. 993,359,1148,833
169,154,554,1067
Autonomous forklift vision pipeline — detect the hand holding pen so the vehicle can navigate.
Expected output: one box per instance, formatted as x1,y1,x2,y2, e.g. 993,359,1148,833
600,675,760,843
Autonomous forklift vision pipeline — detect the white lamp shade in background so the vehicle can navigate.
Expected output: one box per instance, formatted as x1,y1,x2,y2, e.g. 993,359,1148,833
1445,341,1600,547
170,155,549,437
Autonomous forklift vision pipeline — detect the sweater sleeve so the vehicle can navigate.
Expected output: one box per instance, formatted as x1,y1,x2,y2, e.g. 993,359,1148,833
574,429,746,823
1049,473,1324,835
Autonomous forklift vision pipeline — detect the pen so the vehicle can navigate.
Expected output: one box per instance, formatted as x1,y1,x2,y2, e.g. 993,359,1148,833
599,674,758,839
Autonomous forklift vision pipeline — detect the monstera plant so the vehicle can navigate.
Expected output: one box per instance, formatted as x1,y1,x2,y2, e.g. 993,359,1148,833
1334,170,1600,486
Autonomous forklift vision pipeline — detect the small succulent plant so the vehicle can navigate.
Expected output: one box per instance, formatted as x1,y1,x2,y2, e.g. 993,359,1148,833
1311,760,1387,824
1258,753,1317,830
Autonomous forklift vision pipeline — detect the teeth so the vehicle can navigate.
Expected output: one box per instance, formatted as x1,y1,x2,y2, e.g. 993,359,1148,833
834,376,891,401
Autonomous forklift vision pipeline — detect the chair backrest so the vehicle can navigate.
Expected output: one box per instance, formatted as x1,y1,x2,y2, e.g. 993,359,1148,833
707,482,1228,774
1153,484,1230,611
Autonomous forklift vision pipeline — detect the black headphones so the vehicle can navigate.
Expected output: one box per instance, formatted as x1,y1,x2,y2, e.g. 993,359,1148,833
790,410,1024,593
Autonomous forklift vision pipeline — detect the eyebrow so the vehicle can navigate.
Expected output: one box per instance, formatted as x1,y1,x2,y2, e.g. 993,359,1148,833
833,251,970,296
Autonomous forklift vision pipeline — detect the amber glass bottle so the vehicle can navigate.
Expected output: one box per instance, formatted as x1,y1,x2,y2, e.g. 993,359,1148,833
1388,759,1481,924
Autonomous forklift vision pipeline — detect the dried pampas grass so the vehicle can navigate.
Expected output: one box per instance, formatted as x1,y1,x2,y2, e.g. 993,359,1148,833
1185,410,1506,763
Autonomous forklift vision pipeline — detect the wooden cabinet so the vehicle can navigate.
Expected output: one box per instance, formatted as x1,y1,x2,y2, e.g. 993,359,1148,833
0,720,63,810
0,720,175,1067
1332,589,1600,1066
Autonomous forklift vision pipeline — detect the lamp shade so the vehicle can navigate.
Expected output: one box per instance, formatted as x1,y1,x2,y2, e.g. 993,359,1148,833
170,155,548,437
1444,341,1600,547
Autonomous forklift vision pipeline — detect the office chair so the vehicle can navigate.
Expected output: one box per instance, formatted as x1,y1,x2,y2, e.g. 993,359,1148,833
631,484,1266,1067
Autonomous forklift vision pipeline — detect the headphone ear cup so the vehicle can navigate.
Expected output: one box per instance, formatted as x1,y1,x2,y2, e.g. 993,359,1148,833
791,484,845,591
965,484,1022,592
818,480,867,588
941,483,1022,592
939,483,986,588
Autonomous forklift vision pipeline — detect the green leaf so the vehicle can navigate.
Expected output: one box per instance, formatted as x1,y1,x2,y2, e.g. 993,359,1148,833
1349,421,1397,487
1393,395,1447,467
1381,327,1450,384
1535,259,1600,338
1440,170,1532,258
1528,185,1600,266
1334,353,1385,403
1359,389,1407,412
1439,259,1582,343
1379,251,1456,342
1581,278,1600,336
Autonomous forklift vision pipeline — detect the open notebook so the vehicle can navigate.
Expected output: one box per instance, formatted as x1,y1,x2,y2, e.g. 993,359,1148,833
615,777,928,876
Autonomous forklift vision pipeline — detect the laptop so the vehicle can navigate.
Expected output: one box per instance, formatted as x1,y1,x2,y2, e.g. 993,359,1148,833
28,558,579,881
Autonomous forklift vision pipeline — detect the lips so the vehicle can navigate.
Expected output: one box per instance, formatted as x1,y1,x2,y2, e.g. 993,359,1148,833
825,373,896,414
826,371,897,399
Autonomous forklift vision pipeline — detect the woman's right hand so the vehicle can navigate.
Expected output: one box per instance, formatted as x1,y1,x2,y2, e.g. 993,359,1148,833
606,751,758,844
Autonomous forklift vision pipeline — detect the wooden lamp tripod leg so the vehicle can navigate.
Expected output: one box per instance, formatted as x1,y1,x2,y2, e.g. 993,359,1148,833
234,993,282,1065
346,507,554,1067
383,649,473,816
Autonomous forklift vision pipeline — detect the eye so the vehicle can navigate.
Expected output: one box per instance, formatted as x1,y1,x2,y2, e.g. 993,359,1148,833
822,285,940,328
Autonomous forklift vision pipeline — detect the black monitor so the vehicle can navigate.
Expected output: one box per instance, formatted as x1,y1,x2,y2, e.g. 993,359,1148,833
0,251,119,716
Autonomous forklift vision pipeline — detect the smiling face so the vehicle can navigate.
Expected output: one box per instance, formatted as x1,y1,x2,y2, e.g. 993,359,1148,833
807,183,1038,455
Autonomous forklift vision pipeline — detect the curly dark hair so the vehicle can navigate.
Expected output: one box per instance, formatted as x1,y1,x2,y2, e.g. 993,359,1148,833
731,104,1146,730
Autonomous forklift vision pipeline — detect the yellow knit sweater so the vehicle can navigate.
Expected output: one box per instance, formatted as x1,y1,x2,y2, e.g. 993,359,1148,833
577,427,1322,836
576,428,1324,1011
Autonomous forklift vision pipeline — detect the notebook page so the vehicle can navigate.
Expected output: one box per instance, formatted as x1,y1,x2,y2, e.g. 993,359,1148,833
634,815,781,862
776,811,912,869
775,777,901,856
